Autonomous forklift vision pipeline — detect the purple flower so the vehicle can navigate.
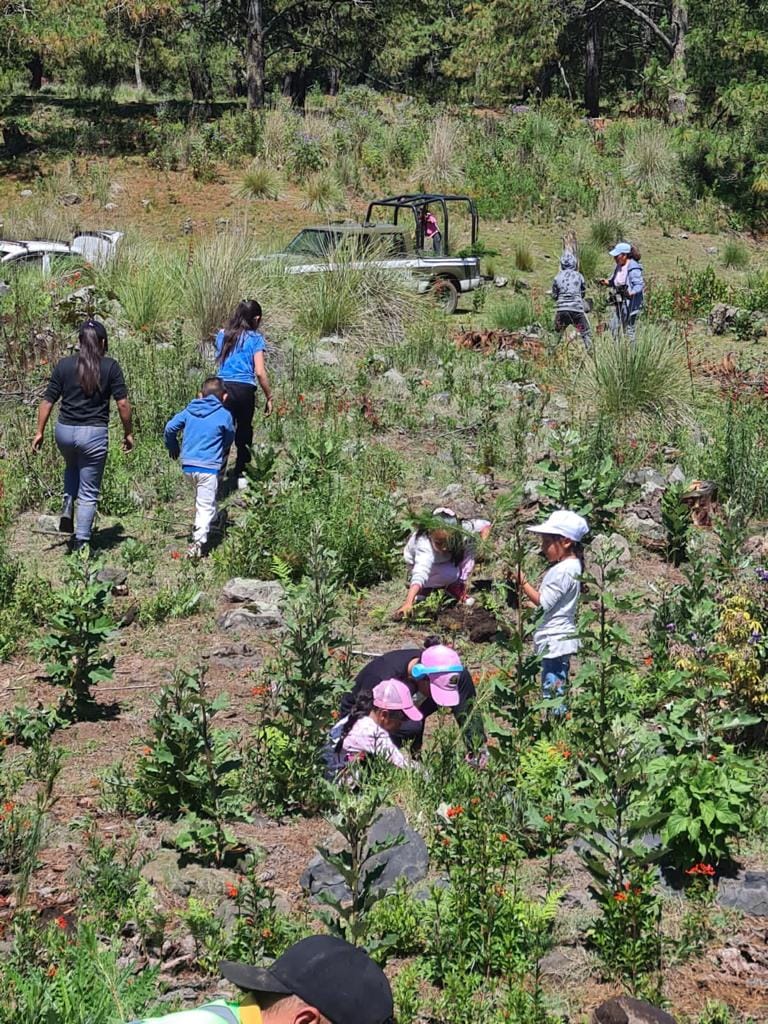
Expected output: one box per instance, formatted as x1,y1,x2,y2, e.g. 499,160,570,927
755,568,768,584
665,623,677,633
749,630,762,645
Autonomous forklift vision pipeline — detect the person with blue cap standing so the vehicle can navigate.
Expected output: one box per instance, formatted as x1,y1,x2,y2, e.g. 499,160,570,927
601,242,644,341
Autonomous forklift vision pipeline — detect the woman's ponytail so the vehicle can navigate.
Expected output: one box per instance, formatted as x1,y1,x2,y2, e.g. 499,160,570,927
335,690,374,753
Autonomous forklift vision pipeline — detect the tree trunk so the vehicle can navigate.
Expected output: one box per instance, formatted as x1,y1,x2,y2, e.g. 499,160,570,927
584,4,601,117
246,0,265,109
668,1,688,121
134,24,147,92
28,55,43,91
187,58,213,120
282,70,307,108
328,67,340,96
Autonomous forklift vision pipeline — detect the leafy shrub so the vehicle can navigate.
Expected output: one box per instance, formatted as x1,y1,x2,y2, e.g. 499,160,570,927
135,667,244,824
235,161,281,201
648,264,731,319
33,558,116,718
721,238,750,270
244,531,344,814
139,575,203,625
221,436,402,585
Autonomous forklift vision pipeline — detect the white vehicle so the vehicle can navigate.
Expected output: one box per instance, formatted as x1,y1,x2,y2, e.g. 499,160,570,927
0,230,123,293
266,193,485,314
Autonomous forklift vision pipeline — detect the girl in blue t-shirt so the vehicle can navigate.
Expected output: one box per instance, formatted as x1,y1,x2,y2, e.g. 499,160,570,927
214,299,273,488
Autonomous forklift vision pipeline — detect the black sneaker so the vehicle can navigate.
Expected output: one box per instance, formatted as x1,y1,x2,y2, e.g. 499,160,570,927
59,496,74,534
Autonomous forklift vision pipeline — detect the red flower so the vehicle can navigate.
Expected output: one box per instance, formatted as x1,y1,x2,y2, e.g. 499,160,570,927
686,862,716,877
251,685,268,697
643,656,654,666
170,550,181,560
446,805,464,819
141,746,152,756
3,801,14,813
498,833,509,843
54,916,68,930
613,892,628,902
225,883,239,898
46,965,58,978
261,927,273,939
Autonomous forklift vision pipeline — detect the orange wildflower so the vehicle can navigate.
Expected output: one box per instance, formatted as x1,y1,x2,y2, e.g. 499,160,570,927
225,883,239,898
446,805,464,819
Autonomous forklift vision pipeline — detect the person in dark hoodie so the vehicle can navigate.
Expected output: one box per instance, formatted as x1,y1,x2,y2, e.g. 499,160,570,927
552,251,592,351
164,377,235,558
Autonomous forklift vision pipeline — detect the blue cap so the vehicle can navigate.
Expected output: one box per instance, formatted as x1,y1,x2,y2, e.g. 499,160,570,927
609,242,632,257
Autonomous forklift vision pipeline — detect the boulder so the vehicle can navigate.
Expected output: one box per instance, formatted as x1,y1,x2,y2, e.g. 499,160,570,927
619,512,665,549
590,532,631,565
313,348,340,367
36,514,61,534
667,464,686,485
624,467,666,490
218,607,283,631
301,806,429,902
717,870,768,916
592,997,677,1024
223,578,284,605
709,303,740,335
382,368,407,390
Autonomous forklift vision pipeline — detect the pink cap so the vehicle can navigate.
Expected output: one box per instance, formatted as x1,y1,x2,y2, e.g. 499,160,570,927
372,679,423,721
417,644,463,707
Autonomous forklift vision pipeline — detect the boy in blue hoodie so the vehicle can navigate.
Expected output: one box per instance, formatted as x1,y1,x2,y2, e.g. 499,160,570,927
164,377,235,557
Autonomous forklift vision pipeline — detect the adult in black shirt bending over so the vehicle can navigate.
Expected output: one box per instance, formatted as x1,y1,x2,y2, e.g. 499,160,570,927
340,637,487,762
33,320,133,550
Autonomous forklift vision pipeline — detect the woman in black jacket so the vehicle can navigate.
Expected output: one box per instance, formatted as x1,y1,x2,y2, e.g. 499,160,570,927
32,320,133,550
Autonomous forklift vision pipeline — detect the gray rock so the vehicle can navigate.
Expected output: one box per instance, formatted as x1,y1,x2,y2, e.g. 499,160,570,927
104,202,118,211
640,479,665,501
619,512,665,548
592,997,677,1024
440,483,463,501
744,534,768,560
19,189,33,198
302,806,428,902
717,870,768,916
625,467,666,489
36,514,60,534
382,368,407,389
705,246,718,256
493,275,509,288
223,578,284,605
313,348,340,367
59,193,82,206
538,947,573,979
590,532,631,564
495,348,520,361
523,480,544,501
218,607,283,631
667,464,686,485
318,334,345,347
95,567,128,594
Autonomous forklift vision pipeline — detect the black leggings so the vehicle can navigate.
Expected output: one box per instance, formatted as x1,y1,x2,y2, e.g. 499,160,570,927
221,380,256,475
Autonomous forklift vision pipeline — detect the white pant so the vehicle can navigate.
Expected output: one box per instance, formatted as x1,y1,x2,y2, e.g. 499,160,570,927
186,471,218,544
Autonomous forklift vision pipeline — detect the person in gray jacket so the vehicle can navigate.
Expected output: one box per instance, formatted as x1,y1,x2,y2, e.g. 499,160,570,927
552,252,592,351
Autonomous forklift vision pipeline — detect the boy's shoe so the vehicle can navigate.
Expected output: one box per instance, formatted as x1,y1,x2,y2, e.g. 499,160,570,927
59,496,74,534
71,538,89,554
237,476,249,491
186,542,203,560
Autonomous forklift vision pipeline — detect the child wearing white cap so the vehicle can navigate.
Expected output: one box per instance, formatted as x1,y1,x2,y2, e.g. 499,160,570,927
518,509,589,709
326,679,423,774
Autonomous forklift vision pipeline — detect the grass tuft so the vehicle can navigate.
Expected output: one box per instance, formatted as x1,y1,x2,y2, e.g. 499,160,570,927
301,173,345,215
235,162,281,201
513,240,534,273
493,294,535,332
721,238,750,270
578,327,696,427
622,122,679,200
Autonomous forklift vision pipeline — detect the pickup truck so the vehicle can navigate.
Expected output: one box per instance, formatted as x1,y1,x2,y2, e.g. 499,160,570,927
264,193,485,314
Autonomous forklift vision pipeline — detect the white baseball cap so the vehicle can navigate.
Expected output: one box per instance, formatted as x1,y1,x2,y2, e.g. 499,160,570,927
527,510,589,543
609,242,632,257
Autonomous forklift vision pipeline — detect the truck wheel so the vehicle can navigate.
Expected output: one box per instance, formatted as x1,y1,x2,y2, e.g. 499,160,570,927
430,277,459,314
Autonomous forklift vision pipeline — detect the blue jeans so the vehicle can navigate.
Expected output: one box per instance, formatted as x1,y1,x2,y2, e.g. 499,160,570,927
55,423,109,541
541,655,570,712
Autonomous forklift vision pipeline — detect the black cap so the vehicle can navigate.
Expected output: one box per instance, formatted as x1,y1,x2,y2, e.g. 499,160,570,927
79,319,108,342
220,936,393,1024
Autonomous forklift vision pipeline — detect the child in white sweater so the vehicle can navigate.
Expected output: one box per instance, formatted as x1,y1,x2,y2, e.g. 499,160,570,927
517,509,589,708
395,507,492,619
